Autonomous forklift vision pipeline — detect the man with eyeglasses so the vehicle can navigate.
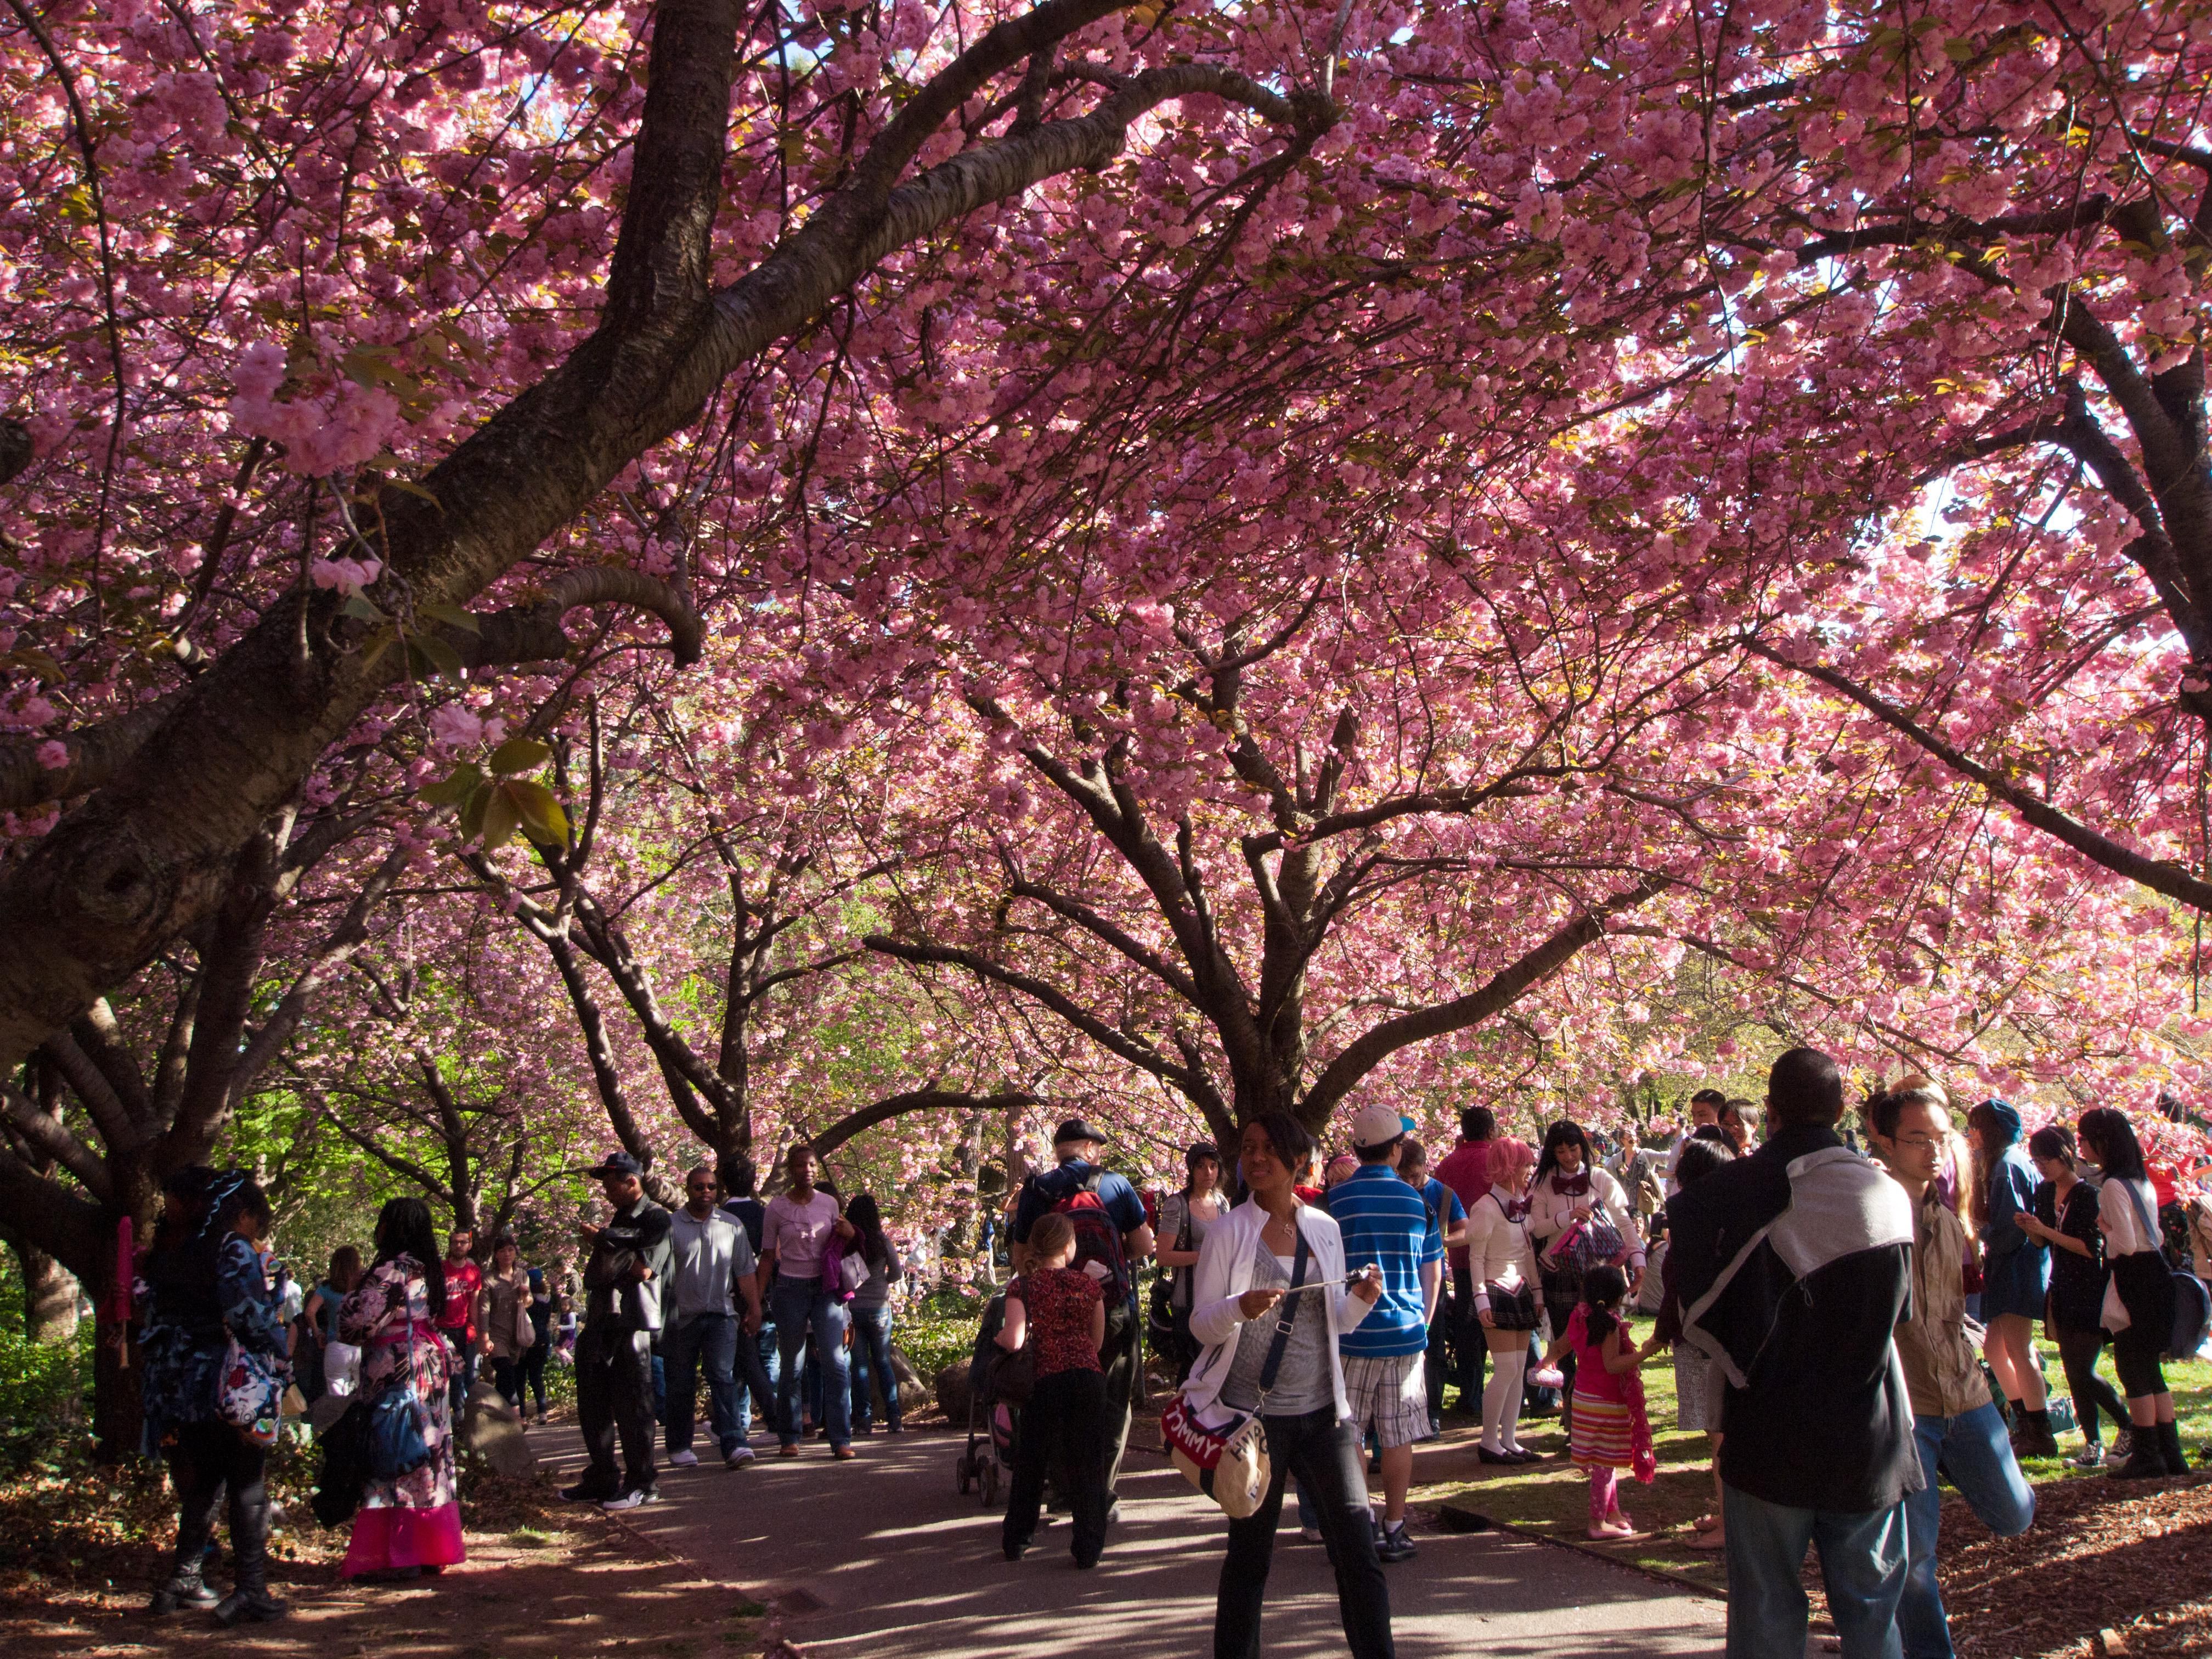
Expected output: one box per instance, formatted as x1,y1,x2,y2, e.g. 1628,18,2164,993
1865,1080,2034,1659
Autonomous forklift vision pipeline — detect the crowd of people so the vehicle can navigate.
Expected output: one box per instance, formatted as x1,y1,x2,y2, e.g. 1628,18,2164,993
126,1063,2210,1658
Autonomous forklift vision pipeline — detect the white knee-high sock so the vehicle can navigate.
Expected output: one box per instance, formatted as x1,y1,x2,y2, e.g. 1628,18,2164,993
1490,1348,1530,1450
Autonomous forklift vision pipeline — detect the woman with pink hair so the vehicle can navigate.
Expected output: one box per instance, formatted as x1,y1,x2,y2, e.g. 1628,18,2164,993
1463,1136,1542,1462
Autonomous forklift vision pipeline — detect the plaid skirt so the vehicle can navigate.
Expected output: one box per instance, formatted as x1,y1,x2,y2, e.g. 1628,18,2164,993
1570,1394,1635,1470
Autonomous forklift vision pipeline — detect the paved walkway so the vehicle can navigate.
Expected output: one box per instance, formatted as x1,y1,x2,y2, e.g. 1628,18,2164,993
528,1420,1728,1658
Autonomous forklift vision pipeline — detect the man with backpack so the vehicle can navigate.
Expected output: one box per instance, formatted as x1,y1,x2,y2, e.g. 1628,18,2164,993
1009,1120,1155,1514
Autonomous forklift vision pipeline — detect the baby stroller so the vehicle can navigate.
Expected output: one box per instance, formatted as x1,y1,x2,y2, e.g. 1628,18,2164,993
953,1290,1020,1507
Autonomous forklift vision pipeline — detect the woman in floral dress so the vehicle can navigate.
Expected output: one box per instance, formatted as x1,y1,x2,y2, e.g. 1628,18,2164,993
140,1166,294,1625
339,1196,464,1579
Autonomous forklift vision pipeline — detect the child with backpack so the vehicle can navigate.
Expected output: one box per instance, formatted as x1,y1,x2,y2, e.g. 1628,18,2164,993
1541,1263,1655,1538
997,1212,1109,1567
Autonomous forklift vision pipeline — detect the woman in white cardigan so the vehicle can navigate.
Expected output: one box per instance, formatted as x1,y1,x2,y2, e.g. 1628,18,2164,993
1183,1111,1390,1659
1462,1136,1542,1464
1525,1120,1646,1426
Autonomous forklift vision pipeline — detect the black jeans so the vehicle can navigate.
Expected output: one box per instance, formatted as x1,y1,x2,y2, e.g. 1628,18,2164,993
2051,1327,2130,1441
167,1420,272,1593
1216,1408,1395,1659
1448,1277,1486,1407
576,1322,658,1493
518,1335,549,1415
1004,1368,1109,1565
1101,1304,1137,1495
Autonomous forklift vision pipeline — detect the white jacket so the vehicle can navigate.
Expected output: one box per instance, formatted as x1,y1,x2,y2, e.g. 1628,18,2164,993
1462,1186,1539,1309
1526,1166,1646,1267
1181,1197,1373,1430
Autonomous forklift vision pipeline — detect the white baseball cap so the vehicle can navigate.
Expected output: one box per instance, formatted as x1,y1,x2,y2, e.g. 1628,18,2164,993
1351,1103,1406,1151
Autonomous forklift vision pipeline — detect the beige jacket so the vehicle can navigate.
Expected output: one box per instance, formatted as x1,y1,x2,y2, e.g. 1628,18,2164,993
1894,1183,1987,1419
475,1267,535,1360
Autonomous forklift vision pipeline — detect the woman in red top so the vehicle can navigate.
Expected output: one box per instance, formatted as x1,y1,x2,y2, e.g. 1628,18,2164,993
997,1211,1108,1566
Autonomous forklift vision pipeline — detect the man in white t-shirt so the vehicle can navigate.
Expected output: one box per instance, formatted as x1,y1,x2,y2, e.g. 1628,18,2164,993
758,1145,856,1459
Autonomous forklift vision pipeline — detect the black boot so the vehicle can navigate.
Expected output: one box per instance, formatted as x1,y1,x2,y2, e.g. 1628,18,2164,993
149,1513,221,1616
213,1476,286,1626
147,1553,219,1616
2015,1408,2058,1460
2108,1430,2169,1481
2157,1421,2188,1477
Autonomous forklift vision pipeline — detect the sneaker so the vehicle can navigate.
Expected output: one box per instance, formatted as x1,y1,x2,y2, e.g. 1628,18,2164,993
667,1449,700,1468
2104,1431,2135,1467
2067,1443,2106,1469
601,1487,661,1511
1299,1525,1324,1543
1375,1521,1418,1564
725,1446,756,1469
561,1482,618,1503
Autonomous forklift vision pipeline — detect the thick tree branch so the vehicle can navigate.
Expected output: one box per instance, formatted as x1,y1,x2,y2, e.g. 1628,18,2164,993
810,1088,1042,1158
1740,636,2212,911
1298,878,1666,1126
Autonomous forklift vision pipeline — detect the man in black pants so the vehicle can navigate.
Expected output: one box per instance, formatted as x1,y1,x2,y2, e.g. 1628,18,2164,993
563,1152,674,1510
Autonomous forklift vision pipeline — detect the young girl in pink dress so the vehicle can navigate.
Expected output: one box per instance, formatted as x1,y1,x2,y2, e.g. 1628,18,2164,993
1541,1263,1656,1537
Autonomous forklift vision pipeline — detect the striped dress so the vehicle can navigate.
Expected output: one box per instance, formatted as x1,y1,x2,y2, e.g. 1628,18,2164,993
1566,1305,1647,1473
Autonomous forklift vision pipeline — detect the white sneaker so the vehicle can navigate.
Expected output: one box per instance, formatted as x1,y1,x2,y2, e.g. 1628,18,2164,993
1299,1525,1323,1543
667,1449,700,1468
724,1446,755,1469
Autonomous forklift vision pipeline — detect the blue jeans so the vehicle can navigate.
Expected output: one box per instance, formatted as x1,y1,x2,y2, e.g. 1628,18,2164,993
849,1303,901,1431
738,1321,778,1438
664,1313,747,1458
1723,1483,1909,1659
1901,1406,2035,1658
771,1282,850,1450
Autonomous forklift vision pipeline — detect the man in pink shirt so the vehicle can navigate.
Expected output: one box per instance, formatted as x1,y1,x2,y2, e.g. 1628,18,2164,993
1434,1107,1496,1413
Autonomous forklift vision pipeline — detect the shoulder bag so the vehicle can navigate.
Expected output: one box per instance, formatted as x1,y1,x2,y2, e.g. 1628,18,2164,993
368,1314,435,1480
1148,1197,1193,1344
990,1275,1038,1405
1159,1226,1310,1519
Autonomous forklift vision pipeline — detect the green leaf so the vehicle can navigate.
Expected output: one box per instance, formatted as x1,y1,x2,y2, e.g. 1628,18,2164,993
358,627,397,672
386,477,444,512
456,781,492,843
419,601,481,635
407,634,467,679
417,764,486,806
488,736,551,776
478,782,522,849
341,592,386,623
501,779,571,846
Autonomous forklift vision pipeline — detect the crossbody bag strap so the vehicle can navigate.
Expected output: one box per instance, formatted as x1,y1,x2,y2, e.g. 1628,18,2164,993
2119,1177,2162,1254
1252,1224,1312,1410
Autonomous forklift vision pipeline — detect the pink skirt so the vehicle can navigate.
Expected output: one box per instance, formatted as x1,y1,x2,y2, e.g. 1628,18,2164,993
341,1502,465,1577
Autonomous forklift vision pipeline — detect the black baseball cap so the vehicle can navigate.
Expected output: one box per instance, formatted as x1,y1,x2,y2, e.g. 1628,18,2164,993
588,1152,643,1178
1053,1119,1109,1147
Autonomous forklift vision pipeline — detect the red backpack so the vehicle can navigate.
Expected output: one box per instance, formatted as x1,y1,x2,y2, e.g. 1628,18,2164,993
1047,1170,1131,1304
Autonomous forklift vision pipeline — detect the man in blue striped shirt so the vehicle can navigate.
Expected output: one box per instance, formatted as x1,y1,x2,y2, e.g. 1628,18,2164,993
1327,1102,1444,1564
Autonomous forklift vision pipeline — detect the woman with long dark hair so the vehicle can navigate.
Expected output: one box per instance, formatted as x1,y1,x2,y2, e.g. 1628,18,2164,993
2015,1125,2134,1468
1182,1110,1389,1658
844,1192,906,1434
1967,1098,2055,1457
1156,1141,1227,1384
140,1166,292,1626
2078,1109,2187,1477
1525,1120,1645,1426
339,1197,464,1579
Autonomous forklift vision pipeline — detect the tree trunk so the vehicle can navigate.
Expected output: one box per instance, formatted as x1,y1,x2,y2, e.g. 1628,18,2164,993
13,1242,80,1344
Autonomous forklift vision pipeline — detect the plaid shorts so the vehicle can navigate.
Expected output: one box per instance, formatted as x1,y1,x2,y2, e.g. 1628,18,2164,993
1340,1351,1428,1449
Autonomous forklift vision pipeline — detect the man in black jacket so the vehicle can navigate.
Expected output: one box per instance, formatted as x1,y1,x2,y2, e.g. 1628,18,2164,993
562,1152,674,1511
1672,1048,1920,1659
